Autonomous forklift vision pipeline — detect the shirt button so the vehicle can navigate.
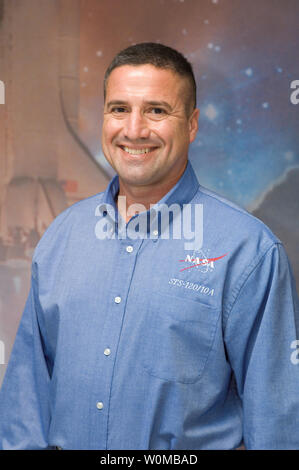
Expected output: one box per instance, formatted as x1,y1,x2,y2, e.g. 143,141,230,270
114,296,121,304
152,230,158,236
96,402,104,410
104,348,111,356
126,245,133,253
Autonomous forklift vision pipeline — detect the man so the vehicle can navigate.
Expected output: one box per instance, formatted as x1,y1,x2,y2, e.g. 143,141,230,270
0,43,298,450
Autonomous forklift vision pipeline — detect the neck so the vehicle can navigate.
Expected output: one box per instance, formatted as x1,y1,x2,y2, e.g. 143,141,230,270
116,164,187,223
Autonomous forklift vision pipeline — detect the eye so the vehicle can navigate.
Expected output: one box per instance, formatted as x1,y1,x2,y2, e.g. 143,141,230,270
111,106,127,114
149,107,165,115
147,107,168,119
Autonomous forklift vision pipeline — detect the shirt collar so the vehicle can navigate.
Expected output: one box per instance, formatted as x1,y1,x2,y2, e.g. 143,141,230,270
97,160,199,236
101,160,199,211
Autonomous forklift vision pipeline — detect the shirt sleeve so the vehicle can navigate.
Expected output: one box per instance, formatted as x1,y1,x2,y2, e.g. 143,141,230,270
224,242,299,449
0,263,51,450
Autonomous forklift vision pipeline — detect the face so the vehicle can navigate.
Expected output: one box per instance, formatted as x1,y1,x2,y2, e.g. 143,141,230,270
102,64,199,193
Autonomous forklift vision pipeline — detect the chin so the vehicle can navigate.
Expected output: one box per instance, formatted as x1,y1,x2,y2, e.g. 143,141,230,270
122,173,158,187
119,167,154,183
122,176,151,187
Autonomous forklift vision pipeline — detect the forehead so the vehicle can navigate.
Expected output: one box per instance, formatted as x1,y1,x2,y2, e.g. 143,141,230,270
105,64,188,103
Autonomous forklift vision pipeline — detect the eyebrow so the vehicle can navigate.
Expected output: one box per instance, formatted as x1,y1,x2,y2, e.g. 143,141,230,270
106,100,128,107
146,101,173,111
106,100,173,111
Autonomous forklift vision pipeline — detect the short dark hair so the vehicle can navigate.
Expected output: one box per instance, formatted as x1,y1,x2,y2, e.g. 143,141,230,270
104,42,197,114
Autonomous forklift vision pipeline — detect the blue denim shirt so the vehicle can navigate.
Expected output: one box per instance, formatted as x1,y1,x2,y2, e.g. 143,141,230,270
0,161,298,450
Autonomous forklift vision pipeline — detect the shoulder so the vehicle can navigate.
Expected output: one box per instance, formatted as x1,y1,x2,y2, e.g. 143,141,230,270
192,183,280,248
33,191,105,261
189,184,284,315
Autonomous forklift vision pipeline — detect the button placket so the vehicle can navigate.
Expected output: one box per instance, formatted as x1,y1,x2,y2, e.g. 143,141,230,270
92,237,142,447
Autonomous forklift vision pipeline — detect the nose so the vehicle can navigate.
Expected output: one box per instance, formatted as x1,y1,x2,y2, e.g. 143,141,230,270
123,109,150,141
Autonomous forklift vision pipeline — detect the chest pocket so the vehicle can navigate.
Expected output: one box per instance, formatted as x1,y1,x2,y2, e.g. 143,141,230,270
141,292,220,384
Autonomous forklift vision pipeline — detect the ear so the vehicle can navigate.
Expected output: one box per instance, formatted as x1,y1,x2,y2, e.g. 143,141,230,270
189,108,200,143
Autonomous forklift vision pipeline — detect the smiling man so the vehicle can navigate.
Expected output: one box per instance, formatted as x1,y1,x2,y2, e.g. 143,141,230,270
0,43,299,450
101,55,199,220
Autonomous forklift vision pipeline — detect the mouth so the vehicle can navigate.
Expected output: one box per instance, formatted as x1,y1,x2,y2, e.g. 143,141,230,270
119,145,158,156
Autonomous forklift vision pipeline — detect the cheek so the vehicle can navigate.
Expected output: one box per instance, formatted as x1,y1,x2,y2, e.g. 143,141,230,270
163,123,189,151
102,119,121,143
152,121,175,146
101,122,109,144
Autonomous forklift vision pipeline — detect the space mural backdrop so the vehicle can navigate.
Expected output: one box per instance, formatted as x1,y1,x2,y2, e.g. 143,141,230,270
0,0,298,384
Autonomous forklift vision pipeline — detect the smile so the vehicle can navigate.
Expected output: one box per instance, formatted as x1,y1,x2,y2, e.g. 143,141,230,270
121,146,157,155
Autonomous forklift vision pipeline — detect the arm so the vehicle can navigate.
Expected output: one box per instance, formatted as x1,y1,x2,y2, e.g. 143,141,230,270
0,263,51,449
224,243,299,449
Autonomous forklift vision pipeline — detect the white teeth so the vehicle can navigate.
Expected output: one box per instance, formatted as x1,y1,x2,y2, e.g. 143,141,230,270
123,146,152,155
